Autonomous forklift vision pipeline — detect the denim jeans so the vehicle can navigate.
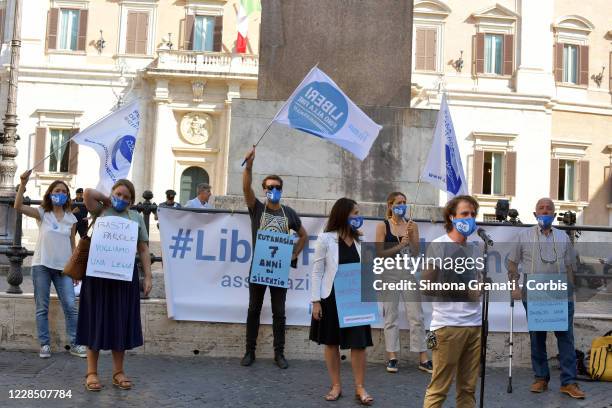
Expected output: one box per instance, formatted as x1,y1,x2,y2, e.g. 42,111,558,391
32,265,78,346
522,300,577,386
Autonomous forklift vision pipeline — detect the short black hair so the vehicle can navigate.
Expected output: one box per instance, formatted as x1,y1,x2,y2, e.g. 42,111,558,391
165,189,176,197
75,188,83,194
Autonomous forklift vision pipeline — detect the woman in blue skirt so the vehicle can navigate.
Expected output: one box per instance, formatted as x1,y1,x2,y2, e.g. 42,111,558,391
76,179,152,391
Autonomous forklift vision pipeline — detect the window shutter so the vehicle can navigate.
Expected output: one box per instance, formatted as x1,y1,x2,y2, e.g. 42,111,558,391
550,159,559,200
415,28,426,70
579,45,589,86
136,12,149,54
46,8,59,51
213,15,223,52
609,52,612,92
554,43,563,82
578,160,589,202
34,128,46,172
125,11,137,54
68,129,79,174
504,151,516,196
0,8,5,43
184,15,195,50
426,29,436,71
77,9,88,51
503,34,514,76
472,150,484,194
474,33,485,74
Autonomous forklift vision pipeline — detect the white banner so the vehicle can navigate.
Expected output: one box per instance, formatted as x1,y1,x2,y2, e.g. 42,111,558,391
86,216,138,281
158,208,528,332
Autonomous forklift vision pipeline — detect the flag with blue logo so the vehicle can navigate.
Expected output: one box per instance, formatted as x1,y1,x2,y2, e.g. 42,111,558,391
421,95,468,198
72,100,140,194
272,67,382,161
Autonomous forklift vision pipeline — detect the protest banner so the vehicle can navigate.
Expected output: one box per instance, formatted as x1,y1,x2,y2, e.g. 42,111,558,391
250,230,295,288
86,216,138,281
334,262,380,328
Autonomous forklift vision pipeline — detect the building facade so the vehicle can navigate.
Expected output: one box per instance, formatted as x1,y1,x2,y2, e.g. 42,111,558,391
410,0,612,226
0,0,259,206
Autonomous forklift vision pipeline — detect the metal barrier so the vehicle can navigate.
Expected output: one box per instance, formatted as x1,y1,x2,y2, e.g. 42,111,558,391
1,194,611,294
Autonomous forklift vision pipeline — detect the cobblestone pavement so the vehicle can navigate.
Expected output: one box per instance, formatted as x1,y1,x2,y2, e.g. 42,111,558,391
0,350,610,408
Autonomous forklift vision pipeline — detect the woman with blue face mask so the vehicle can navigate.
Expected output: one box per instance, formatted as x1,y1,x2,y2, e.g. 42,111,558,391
75,179,152,392
310,198,374,405
14,170,85,360
376,192,432,374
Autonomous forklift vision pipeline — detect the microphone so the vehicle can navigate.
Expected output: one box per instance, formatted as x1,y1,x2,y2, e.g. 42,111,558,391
477,228,494,246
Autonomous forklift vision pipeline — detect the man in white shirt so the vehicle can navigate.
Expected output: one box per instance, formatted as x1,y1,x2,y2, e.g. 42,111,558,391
185,183,213,209
422,195,482,408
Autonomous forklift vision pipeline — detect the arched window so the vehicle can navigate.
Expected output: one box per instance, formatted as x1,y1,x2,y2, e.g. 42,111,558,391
180,166,209,205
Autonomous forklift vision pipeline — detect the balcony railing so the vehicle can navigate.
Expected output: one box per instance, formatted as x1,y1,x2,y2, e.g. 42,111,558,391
155,50,258,75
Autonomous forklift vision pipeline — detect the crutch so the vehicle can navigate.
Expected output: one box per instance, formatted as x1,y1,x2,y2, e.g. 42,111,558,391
507,296,514,393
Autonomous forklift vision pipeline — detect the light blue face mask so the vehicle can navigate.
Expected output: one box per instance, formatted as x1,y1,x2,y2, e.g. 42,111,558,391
111,195,130,212
348,215,364,231
392,204,408,218
452,217,477,237
266,188,282,204
536,214,555,230
50,193,67,206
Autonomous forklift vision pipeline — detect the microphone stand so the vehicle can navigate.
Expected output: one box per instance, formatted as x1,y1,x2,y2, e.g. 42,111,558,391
479,237,491,408
507,295,514,393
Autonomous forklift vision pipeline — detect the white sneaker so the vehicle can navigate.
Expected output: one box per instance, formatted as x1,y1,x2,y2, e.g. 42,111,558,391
70,344,87,358
39,345,51,358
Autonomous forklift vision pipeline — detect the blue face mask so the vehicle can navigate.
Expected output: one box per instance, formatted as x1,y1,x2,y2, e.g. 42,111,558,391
392,204,407,218
50,193,67,206
111,195,130,212
348,215,364,231
266,188,282,204
452,217,477,237
536,214,555,230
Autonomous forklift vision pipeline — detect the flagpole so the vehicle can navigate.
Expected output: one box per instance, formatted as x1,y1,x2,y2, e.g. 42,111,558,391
27,98,142,172
240,118,274,166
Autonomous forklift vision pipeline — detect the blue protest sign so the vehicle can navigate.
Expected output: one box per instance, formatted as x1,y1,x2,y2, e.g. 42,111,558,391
527,274,569,331
334,262,380,328
250,230,294,288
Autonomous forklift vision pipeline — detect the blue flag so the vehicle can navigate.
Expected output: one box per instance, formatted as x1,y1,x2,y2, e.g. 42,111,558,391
421,95,468,198
272,67,382,161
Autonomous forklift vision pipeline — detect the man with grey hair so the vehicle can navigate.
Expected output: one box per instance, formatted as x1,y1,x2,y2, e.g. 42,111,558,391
185,183,213,209
507,197,585,399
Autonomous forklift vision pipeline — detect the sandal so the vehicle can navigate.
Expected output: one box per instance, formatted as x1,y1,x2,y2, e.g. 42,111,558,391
85,372,102,392
355,385,374,406
324,384,342,401
112,371,133,390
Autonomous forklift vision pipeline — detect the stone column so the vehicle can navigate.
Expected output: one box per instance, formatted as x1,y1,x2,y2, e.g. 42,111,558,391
515,0,555,96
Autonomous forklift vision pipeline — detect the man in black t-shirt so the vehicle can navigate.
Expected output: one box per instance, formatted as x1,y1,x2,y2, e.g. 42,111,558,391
241,147,308,369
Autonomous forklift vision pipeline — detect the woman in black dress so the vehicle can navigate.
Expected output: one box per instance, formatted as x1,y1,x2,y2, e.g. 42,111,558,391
310,198,374,405
76,179,152,391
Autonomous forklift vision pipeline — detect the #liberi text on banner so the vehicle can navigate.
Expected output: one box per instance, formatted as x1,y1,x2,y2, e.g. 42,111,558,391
272,67,382,161
250,230,295,288
86,216,138,281
334,263,380,328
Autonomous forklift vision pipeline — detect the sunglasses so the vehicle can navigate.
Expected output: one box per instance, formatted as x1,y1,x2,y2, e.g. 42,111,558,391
264,185,282,191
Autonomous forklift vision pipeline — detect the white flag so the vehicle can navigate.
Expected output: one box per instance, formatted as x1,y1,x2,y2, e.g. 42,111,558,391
72,101,140,194
272,66,382,161
421,95,468,199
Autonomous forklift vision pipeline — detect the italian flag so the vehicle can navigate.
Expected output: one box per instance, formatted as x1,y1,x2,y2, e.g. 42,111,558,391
236,0,261,53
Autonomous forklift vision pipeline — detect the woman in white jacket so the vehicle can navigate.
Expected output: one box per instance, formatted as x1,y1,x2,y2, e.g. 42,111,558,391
309,198,373,405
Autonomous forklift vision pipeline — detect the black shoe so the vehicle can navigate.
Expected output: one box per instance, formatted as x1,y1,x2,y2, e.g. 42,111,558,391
274,353,289,369
241,350,255,366
419,360,433,374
